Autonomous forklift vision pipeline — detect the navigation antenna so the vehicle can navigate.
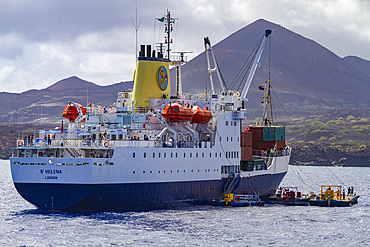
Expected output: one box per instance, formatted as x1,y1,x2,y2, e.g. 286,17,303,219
130,3,142,61
157,10,178,59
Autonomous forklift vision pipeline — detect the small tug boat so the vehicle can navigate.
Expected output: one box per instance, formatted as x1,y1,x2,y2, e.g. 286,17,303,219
268,187,314,206
210,193,265,207
308,185,360,207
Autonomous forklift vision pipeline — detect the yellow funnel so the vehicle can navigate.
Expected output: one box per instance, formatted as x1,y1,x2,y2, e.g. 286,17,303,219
132,57,171,107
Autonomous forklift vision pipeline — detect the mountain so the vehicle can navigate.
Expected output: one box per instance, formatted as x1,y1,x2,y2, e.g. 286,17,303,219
176,19,370,115
1,19,369,123
342,56,370,78
0,76,132,123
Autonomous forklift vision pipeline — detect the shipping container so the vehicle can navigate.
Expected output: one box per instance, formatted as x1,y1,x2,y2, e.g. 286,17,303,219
262,127,274,141
262,126,285,141
254,159,265,170
248,126,263,141
240,160,255,171
240,132,253,147
252,141,275,151
252,141,262,150
241,146,253,160
275,127,285,141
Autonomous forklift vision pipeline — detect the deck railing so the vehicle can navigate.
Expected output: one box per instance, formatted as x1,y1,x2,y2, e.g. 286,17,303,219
15,138,214,149
253,147,291,158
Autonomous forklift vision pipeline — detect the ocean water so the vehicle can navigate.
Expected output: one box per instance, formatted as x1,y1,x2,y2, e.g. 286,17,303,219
1,160,369,246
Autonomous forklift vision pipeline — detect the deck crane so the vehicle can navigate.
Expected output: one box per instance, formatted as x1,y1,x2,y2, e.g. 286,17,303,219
204,37,226,95
238,29,271,108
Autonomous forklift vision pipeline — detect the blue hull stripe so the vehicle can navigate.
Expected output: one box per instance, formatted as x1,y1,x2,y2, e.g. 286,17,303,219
14,172,286,212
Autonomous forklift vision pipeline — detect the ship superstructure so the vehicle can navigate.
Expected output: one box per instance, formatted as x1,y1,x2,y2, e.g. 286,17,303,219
10,11,290,212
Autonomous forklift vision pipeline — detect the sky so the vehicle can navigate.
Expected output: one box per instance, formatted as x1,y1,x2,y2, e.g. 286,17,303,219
0,0,369,93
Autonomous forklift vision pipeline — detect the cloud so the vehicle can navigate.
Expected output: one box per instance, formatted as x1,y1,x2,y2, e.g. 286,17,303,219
0,33,25,59
0,0,369,93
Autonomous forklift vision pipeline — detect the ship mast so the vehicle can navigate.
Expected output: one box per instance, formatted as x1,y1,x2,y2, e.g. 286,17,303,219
163,9,177,59
262,35,274,125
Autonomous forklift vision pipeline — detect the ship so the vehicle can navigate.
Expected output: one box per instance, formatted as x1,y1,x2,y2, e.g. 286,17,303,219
10,10,290,212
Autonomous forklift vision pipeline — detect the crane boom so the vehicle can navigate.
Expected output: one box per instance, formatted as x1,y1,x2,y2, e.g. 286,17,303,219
204,37,225,95
238,29,271,108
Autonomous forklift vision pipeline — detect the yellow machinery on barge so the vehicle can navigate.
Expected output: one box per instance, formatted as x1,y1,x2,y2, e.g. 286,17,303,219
308,185,359,207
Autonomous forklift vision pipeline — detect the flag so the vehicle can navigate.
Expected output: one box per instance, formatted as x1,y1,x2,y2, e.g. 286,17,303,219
258,85,265,90
158,16,165,22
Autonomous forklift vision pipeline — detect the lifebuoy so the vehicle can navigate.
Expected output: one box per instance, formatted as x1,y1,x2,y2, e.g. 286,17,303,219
235,92,240,97
104,141,109,147
18,140,23,146
233,111,238,117
235,196,240,202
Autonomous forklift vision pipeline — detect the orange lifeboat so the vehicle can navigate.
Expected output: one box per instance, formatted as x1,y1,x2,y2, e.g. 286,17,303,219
192,106,212,123
62,102,86,122
162,103,193,122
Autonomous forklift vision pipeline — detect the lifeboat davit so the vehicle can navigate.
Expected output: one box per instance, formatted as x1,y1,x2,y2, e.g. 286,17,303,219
192,106,212,123
62,102,86,122
162,103,193,122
